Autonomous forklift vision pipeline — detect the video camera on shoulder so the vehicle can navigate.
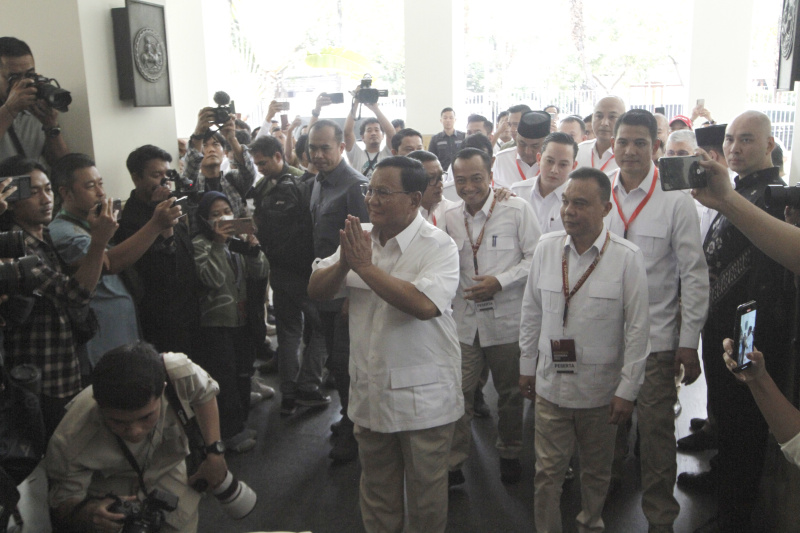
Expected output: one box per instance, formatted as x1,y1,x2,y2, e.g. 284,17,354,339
106,489,178,533
356,74,388,105
8,72,72,112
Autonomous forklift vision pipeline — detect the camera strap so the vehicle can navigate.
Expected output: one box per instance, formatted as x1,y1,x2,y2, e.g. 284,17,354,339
7,125,26,159
114,435,149,495
159,356,208,471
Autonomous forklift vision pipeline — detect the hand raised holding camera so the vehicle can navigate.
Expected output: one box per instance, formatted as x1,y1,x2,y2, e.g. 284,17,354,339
87,198,119,246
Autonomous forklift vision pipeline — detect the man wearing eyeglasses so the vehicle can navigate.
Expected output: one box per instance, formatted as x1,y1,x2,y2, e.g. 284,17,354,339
406,150,456,231
0,37,69,165
309,156,462,533
445,148,540,486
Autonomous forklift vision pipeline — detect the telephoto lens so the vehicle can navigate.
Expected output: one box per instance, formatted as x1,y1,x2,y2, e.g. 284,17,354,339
211,471,257,519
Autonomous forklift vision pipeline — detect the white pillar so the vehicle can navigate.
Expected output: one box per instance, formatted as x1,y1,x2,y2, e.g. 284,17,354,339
404,0,465,138
0,0,209,199
687,0,755,125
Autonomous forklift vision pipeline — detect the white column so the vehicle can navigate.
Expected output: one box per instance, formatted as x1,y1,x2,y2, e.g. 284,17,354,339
687,0,755,125
404,0,465,138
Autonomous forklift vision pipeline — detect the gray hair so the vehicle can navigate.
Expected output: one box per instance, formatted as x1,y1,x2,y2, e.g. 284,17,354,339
666,129,697,150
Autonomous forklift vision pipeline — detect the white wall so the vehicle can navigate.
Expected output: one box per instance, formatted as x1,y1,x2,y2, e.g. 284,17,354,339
0,0,209,199
404,0,465,137
687,0,755,125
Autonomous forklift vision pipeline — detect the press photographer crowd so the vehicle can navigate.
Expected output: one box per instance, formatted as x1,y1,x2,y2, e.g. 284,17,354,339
2,30,800,533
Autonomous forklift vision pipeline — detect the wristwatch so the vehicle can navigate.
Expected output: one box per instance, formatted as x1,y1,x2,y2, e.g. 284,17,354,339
42,125,61,138
204,440,226,455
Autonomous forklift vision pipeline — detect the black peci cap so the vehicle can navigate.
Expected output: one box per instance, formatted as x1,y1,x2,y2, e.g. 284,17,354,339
695,124,726,147
517,111,551,139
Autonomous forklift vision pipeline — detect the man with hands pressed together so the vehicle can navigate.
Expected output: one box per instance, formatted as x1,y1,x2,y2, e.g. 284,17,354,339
445,148,540,486
606,109,709,533
519,167,650,533
308,157,463,533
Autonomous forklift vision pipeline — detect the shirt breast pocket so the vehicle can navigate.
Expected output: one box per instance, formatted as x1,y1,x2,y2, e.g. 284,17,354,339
585,281,621,320
635,222,668,257
537,275,562,314
486,235,517,263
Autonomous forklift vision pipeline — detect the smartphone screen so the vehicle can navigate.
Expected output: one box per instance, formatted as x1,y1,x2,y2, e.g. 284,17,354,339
658,156,707,191
734,301,757,371
217,217,255,235
3,175,31,202
697,98,705,108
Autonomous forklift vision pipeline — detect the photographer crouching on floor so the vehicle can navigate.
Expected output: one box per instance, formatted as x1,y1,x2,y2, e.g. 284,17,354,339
46,341,257,533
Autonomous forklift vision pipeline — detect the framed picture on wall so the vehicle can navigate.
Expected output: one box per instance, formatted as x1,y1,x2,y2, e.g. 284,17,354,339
112,0,171,106
778,0,800,91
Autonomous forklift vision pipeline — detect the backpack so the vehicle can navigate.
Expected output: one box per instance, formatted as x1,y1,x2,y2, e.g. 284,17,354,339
253,174,315,279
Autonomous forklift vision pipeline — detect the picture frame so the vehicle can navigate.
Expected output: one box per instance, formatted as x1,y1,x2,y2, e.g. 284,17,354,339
778,0,800,91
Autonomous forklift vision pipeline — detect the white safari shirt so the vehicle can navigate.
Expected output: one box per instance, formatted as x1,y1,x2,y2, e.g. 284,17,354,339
520,230,650,408
492,146,539,189
577,139,618,175
420,197,459,231
606,164,709,352
510,177,567,234
314,214,464,433
445,189,541,347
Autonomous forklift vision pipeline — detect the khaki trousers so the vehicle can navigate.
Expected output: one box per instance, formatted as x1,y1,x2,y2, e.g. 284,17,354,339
534,395,616,533
354,422,455,533
638,351,680,529
449,335,523,469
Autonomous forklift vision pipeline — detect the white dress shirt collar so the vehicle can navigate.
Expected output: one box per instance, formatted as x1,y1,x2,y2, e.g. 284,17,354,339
612,163,656,199
370,211,424,253
564,227,608,257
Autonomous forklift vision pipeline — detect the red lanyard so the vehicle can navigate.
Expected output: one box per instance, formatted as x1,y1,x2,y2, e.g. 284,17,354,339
591,149,615,171
432,214,437,226
611,168,659,239
516,159,528,181
463,196,498,275
561,231,610,327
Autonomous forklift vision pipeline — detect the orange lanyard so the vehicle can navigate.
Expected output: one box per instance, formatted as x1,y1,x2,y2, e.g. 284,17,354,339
611,168,659,239
561,231,610,327
591,149,615,171
516,159,528,181
464,197,498,275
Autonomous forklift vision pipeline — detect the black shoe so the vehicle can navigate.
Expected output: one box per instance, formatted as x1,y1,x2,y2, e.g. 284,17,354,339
500,458,521,484
280,397,297,416
690,417,707,432
693,515,721,533
296,389,332,407
448,469,466,488
329,431,358,464
677,470,716,493
255,357,278,375
473,388,491,418
677,431,717,452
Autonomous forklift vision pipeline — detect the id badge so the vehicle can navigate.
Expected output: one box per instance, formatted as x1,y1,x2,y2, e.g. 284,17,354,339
475,299,496,312
551,339,577,373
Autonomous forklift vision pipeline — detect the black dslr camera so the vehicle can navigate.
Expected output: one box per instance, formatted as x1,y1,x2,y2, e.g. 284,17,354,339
163,169,199,199
212,91,236,128
8,73,72,112
106,489,179,533
0,231,40,297
765,184,800,209
356,75,388,105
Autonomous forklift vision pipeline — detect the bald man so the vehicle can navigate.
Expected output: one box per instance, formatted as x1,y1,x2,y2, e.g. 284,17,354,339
690,111,795,533
576,96,625,175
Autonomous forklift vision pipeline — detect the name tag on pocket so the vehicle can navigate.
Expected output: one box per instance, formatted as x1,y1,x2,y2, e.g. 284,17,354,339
475,300,496,312
551,339,577,373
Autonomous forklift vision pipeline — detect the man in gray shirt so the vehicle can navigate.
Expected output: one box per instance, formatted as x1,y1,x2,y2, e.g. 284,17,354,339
308,119,369,463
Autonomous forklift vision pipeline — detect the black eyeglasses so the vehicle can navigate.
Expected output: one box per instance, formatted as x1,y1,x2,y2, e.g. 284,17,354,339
360,183,413,199
428,172,444,186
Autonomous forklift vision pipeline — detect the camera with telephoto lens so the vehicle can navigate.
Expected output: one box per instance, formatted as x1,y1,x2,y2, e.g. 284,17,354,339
212,91,236,127
106,489,178,533
8,73,72,112
765,184,800,209
163,169,199,198
356,75,388,105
